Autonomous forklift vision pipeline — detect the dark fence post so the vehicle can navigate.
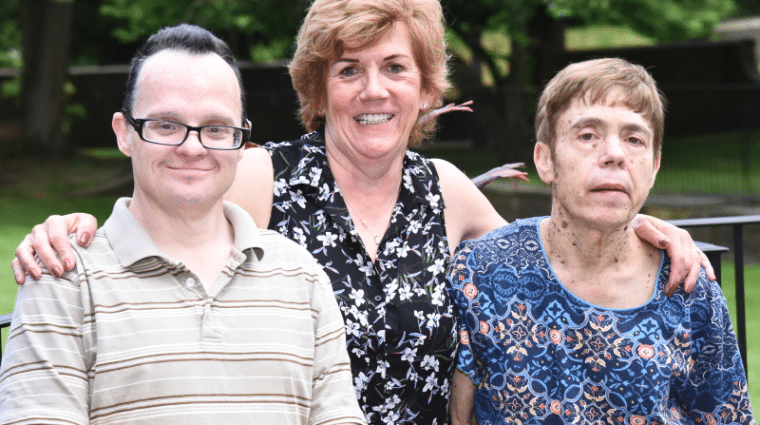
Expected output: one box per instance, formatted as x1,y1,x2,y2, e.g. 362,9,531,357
695,241,729,285
733,224,747,374
669,215,760,377
0,313,13,367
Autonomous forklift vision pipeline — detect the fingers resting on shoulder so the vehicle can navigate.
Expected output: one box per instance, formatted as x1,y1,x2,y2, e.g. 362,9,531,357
11,213,98,284
630,214,715,297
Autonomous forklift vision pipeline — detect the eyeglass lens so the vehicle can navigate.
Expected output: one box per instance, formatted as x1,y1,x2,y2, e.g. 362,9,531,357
142,121,242,148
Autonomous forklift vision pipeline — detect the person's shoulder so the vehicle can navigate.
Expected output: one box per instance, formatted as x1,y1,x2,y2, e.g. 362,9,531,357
255,229,322,266
685,269,724,300
68,227,109,258
427,157,459,179
34,229,110,286
405,148,433,166
262,132,321,155
237,146,274,179
661,255,724,306
256,228,305,248
456,217,541,252
484,217,540,240
262,140,294,156
405,151,447,190
253,229,330,294
263,132,328,179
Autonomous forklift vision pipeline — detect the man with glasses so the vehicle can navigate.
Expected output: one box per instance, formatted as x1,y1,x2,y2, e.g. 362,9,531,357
0,24,365,425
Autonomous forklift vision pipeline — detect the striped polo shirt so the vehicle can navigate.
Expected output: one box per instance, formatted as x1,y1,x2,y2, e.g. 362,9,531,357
0,198,366,425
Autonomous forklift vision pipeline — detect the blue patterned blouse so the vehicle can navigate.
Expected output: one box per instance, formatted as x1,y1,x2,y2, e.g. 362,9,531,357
264,132,457,425
448,217,754,425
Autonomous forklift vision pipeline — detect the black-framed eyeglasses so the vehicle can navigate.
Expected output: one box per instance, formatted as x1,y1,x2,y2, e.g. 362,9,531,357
121,109,250,150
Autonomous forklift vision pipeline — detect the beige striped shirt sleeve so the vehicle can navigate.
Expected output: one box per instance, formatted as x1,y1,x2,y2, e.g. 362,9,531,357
0,264,92,424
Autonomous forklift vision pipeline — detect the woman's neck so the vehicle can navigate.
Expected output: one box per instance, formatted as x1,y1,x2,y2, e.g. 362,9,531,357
542,215,634,270
539,213,661,308
325,139,404,259
325,135,405,204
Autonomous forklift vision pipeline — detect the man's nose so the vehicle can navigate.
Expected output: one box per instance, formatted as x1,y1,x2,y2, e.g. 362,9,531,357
177,129,208,155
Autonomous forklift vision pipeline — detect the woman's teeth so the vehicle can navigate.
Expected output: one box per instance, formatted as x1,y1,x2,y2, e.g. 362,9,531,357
355,113,393,125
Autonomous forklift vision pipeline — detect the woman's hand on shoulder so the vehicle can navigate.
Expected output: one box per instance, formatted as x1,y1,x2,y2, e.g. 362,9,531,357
225,146,275,228
12,213,97,284
631,214,716,296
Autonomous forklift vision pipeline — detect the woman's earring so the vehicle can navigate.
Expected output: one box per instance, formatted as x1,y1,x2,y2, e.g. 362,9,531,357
422,103,429,109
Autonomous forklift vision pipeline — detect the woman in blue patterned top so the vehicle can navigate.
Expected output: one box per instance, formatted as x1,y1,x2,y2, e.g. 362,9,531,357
447,58,754,424
12,5,715,425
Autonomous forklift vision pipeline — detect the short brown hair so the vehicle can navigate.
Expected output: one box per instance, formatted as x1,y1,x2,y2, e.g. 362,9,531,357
535,58,666,153
289,0,449,146
124,24,247,124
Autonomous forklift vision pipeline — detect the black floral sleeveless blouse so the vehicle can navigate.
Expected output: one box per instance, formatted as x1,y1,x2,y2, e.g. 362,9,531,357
264,132,457,425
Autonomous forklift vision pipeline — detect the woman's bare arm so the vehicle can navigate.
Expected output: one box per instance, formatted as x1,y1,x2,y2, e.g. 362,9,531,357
224,147,275,228
450,370,477,425
433,158,508,254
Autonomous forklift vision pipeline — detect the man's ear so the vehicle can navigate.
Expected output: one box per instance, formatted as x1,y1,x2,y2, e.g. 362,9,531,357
237,119,252,160
113,112,132,157
534,141,555,185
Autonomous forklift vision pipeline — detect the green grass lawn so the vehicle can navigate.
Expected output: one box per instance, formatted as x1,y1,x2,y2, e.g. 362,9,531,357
722,263,760,406
0,150,127,344
0,196,119,317
565,25,655,50
0,194,119,355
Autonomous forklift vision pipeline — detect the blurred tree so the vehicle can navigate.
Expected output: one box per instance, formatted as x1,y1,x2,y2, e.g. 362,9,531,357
69,0,142,66
2,0,309,157
442,0,736,163
0,1,20,69
733,0,760,18
0,0,740,157
19,0,74,157
98,0,308,62
444,0,738,87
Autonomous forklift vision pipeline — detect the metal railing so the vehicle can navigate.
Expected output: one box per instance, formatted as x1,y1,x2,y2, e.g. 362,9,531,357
1,313,12,365
667,215,760,376
1,215,757,373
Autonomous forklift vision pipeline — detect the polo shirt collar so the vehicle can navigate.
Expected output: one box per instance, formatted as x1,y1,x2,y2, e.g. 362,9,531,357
103,197,264,268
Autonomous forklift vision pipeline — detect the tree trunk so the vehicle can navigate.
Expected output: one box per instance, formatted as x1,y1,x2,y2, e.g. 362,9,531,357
19,0,74,157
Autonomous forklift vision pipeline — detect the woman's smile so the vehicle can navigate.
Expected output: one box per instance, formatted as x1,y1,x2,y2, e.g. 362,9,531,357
354,113,393,125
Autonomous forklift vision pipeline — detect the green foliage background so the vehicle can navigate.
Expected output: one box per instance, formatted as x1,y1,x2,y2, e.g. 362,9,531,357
0,0,751,75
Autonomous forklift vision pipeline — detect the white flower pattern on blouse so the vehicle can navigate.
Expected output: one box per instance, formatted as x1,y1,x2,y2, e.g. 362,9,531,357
264,132,457,425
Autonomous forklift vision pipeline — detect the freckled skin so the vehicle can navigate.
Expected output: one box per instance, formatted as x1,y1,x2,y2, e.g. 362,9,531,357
536,89,664,309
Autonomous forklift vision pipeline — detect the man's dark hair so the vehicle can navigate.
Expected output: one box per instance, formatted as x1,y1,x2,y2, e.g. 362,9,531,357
122,24,247,123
